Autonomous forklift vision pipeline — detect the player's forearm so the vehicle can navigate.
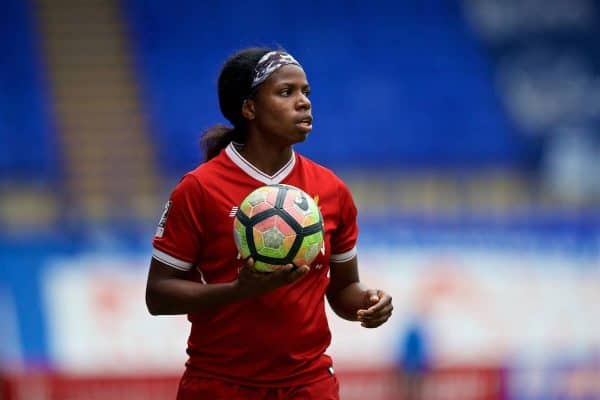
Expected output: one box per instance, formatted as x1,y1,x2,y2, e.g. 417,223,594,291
146,278,245,315
327,281,368,321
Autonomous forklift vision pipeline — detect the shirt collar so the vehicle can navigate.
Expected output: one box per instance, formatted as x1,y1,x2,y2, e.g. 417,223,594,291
224,142,296,185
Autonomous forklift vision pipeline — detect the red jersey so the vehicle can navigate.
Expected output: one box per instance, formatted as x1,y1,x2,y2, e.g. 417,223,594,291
152,142,358,387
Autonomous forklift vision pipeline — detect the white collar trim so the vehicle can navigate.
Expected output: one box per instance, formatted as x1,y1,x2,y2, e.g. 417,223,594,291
225,142,296,185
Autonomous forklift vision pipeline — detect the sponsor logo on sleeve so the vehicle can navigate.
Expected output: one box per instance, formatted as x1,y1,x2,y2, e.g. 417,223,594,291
155,201,172,238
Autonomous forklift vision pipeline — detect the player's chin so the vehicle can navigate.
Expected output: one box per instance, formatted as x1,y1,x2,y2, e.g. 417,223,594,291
292,127,312,142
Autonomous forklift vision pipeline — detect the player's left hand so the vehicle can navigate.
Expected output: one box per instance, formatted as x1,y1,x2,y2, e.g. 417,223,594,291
357,289,393,328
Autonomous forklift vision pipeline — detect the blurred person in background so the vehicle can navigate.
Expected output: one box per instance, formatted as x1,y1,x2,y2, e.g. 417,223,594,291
145,47,393,399
396,313,431,400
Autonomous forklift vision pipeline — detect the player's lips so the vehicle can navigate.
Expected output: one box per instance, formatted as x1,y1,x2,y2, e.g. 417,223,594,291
297,115,313,125
296,115,313,132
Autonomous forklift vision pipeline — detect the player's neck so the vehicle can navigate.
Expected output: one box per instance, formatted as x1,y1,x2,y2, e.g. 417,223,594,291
238,139,293,177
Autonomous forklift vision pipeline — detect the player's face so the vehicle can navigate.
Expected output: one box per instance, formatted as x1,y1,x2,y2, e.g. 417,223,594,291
251,65,312,144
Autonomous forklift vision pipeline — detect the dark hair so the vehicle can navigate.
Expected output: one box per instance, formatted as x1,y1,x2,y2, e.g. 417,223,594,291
200,47,272,161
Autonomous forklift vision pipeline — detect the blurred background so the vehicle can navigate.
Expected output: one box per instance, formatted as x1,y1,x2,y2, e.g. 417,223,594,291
1,0,599,399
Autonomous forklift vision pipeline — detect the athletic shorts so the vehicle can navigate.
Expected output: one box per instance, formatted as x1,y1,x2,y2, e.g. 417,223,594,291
176,371,339,400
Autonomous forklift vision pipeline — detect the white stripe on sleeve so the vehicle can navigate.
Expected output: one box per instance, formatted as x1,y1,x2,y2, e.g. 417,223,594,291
330,246,357,263
152,248,193,271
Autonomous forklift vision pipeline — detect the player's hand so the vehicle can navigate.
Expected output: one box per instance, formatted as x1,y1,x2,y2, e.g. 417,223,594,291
356,289,393,328
235,257,310,298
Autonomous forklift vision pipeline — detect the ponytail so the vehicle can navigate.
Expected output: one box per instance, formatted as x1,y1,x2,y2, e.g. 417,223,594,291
200,47,272,162
200,124,244,161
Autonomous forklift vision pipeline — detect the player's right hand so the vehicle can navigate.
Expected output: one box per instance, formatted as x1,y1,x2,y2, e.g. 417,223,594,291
235,257,310,297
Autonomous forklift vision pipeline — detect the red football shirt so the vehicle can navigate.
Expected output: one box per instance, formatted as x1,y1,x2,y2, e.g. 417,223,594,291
152,142,358,387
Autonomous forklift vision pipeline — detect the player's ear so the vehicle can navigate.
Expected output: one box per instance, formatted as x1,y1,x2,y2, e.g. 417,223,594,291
242,99,256,121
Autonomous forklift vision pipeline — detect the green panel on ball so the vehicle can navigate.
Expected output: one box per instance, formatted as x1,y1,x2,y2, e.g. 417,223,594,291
233,219,251,258
254,260,278,272
293,231,324,267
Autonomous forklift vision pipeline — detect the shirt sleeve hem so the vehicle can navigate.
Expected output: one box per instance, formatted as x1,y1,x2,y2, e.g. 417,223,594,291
330,246,357,263
152,248,193,271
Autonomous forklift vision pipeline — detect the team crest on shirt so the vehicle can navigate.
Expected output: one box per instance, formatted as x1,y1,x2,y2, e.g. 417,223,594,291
155,200,172,238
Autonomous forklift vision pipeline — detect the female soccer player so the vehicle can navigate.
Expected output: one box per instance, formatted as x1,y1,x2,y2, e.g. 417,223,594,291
146,47,393,399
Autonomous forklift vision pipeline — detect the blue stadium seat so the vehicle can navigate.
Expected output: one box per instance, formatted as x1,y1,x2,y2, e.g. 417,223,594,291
0,0,58,183
122,0,533,175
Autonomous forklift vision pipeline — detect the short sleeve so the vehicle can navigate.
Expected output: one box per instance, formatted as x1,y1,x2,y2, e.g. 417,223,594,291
152,174,204,271
330,180,358,263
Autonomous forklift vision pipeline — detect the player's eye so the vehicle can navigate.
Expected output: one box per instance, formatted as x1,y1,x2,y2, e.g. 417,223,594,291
279,88,291,96
302,88,311,97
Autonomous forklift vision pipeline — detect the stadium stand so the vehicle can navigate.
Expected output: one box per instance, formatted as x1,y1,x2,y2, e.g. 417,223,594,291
0,0,61,229
122,0,533,173
0,0,58,182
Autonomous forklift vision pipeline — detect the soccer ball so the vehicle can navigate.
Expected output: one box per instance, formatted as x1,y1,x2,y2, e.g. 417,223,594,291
233,184,324,272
